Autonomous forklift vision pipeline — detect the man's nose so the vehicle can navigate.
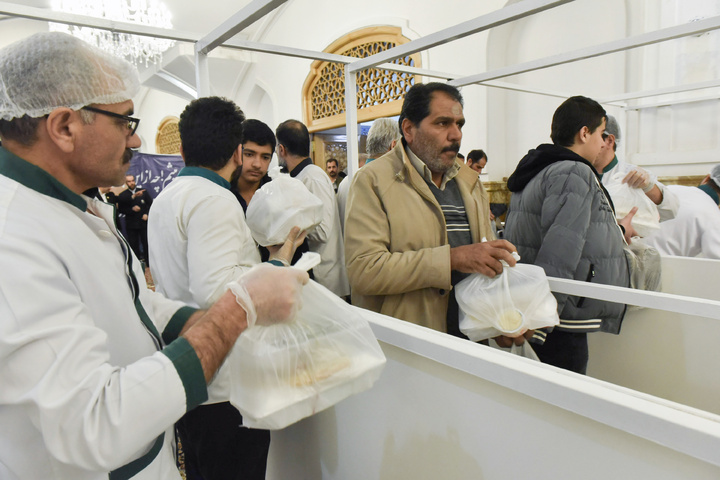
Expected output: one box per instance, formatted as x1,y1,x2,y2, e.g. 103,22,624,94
127,131,141,149
448,124,462,141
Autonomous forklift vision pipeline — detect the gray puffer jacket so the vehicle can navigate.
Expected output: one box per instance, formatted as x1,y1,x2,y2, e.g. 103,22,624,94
504,144,629,338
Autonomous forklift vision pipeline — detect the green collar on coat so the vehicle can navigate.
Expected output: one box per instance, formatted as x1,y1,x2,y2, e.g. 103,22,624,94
0,146,87,211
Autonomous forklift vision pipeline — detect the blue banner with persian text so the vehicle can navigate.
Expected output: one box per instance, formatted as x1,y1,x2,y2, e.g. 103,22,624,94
126,152,184,198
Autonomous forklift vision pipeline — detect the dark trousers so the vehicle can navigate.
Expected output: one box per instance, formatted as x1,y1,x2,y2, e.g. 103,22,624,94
533,330,589,374
177,402,270,480
126,226,149,266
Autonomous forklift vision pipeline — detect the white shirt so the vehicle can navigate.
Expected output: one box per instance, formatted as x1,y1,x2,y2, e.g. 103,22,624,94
148,170,261,309
293,161,350,297
0,148,205,479
642,184,720,259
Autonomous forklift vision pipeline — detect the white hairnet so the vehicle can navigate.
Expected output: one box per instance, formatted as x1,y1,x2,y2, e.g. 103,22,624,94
711,163,720,186
0,32,140,121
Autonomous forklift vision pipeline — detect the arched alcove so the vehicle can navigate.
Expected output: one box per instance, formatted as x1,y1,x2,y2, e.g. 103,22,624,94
155,116,181,154
302,26,421,133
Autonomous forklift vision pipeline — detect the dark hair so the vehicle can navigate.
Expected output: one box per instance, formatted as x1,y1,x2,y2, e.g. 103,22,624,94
178,96,245,170
467,149,487,163
242,119,275,153
550,96,606,147
398,82,463,140
276,119,310,157
326,158,338,167
0,115,43,146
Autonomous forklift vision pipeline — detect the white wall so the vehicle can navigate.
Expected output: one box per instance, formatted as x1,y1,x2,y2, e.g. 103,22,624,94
266,302,720,480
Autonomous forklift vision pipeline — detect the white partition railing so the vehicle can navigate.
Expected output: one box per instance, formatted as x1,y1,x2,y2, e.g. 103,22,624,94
267,255,720,479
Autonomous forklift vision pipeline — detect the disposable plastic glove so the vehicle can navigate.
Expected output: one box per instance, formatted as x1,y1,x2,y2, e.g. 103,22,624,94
623,167,654,192
226,263,309,328
267,226,308,266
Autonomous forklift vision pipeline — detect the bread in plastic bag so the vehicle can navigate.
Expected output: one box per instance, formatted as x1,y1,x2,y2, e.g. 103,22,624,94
227,257,386,429
245,171,323,246
603,170,660,238
456,263,559,342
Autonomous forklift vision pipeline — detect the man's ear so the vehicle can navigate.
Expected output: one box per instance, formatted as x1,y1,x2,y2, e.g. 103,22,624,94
233,144,243,167
45,108,78,154
701,174,711,186
401,118,417,144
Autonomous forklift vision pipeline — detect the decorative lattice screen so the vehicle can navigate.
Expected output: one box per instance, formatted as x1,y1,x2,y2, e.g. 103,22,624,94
303,27,420,132
310,42,415,121
155,117,181,154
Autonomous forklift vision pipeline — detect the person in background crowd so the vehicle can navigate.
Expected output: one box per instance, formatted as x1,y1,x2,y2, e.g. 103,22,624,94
337,117,400,232
230,119,274,212
325,157,343,193
466,149,488,175
277,119,350,298
118,173,152,266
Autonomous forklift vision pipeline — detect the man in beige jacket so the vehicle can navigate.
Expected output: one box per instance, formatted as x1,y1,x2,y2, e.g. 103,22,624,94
345,82,517,339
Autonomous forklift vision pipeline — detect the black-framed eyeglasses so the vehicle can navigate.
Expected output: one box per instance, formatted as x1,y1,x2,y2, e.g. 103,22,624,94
601,131,609,141
82,106,140,136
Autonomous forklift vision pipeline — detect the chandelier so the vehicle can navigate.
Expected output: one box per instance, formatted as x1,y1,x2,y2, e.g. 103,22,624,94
49,0,176,67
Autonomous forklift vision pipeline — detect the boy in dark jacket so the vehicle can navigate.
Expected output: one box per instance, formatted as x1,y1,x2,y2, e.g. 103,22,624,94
504,96,636,374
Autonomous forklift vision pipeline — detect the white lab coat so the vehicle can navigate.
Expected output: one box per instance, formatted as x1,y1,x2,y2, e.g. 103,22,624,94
148,172,260,309
294,162,350,297
0,149,205,479
642,184,720,259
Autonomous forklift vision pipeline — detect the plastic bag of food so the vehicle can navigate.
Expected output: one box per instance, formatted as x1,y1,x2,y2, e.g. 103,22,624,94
604,170,660,238
227,254,386,429
456,263,559,342
245,171,323,246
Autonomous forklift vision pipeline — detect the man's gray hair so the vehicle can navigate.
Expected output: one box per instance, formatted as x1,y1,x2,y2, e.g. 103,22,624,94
366,117,400,158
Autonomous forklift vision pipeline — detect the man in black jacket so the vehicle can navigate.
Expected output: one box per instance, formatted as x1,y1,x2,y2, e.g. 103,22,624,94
118,174,152,267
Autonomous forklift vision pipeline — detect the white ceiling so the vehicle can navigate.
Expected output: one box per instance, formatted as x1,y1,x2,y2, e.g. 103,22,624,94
0,0,280,99
1,0,262,39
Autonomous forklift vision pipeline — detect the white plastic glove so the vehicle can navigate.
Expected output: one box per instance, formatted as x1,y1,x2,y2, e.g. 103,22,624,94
267,226,307,266
622,167,654,192
226,263,309,328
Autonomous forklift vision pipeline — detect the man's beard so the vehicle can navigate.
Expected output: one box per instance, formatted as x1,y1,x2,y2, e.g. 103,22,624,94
413,138,460,174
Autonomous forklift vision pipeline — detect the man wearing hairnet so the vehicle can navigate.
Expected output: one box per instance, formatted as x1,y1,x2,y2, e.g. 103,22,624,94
0,32,308,479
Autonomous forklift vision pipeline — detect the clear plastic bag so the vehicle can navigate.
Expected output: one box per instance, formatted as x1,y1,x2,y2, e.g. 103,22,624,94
488,338,540,361
227,263,386,430
456,263,559,342
624,240,662,300
245,172,323,246
604,170,660,238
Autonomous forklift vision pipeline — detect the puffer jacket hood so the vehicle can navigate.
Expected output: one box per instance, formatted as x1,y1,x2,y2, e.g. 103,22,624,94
508,144,597,192
507,143,616,213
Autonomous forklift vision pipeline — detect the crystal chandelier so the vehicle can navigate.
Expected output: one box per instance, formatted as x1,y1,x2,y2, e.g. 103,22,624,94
49,0,176,67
